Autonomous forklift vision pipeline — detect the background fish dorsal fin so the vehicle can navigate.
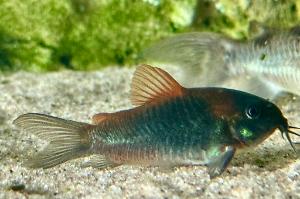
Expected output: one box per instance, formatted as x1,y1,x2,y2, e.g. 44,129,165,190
131,64,184,106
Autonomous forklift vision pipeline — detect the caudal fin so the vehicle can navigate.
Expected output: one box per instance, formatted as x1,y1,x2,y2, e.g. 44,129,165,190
13,113,93,168
142,32,236,87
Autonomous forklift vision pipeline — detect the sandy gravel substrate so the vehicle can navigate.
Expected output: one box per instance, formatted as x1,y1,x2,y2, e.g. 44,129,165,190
1,67,300,199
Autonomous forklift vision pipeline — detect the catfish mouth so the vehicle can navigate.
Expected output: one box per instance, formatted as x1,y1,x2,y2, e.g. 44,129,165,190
279,124,300,152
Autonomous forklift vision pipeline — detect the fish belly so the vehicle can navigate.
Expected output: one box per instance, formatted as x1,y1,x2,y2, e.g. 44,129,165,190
97,142,210,168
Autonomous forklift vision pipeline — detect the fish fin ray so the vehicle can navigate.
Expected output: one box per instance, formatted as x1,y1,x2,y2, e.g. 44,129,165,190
25,143,88,169
82,155,117,169
158,163,176,173
142,32,233,87
207,146,235,178
14,113,93,168
131,64,184,106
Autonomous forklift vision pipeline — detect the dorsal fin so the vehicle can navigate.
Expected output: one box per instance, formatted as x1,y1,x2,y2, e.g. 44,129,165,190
131,64,184,106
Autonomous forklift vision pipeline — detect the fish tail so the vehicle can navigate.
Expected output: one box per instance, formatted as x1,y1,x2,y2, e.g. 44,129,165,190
142,32,237,86
13,113,93,169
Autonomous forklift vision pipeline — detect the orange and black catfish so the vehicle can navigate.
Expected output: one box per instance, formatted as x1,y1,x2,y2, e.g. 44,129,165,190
14,65,300,178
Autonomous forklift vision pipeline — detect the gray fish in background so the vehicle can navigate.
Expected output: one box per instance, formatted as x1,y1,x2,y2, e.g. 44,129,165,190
143,26,300,99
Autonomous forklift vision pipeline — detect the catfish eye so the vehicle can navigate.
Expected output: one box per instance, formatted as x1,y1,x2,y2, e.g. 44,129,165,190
245,105,260,119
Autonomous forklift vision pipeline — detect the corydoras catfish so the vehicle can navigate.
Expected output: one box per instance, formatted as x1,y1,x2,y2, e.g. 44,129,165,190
143,26,300,99
14,65,300,178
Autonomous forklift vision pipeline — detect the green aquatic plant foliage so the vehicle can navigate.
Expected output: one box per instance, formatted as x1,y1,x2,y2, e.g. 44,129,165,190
0,0,196,71
0,0,72,71
1,0,300,71
192,0,300,39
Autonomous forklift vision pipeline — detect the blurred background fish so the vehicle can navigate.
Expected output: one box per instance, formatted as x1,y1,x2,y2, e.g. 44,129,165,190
143,24,300,99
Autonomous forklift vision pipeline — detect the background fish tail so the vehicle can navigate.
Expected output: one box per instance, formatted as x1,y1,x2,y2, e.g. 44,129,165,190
142,32,237,87
13,113,93,168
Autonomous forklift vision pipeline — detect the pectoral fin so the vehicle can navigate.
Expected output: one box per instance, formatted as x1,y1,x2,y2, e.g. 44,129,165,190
207,146,235,178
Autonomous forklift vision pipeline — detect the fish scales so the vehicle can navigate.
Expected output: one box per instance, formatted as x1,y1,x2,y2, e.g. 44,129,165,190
237,35,300,93
91,95,218,165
